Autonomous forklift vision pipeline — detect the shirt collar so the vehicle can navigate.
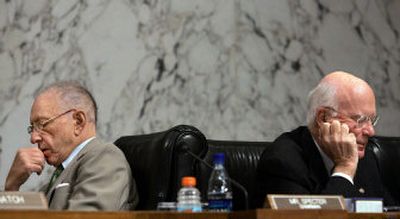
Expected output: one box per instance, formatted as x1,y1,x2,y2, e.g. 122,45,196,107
61,137,96,169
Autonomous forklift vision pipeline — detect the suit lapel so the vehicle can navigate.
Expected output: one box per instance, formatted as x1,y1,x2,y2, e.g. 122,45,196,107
46,138,99,205
298,127,330,193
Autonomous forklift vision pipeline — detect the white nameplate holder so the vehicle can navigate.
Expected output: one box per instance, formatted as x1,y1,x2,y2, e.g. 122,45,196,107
0,192,48,210
353,198,383,213
266,194,346,210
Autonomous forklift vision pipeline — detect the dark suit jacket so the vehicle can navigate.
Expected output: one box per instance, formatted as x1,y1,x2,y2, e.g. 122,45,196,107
43,138,139,210
255,126,396,207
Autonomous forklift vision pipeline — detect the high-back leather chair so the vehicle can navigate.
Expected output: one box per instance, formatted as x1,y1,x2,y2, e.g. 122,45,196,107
115,124,270,210
369,136,400,203
114,125,207,210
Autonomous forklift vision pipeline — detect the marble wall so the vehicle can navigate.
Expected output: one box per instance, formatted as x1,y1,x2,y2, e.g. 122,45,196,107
0,0,399,190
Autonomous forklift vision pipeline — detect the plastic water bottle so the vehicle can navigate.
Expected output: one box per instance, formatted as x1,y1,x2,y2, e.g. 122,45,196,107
207,153,233,211
177,176,202,212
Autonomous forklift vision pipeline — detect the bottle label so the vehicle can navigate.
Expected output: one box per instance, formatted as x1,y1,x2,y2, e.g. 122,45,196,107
208,199,232,211
177,205,202,212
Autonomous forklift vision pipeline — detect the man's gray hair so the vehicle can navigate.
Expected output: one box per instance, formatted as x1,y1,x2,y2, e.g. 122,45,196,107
37,81,98,125
306,81,338,128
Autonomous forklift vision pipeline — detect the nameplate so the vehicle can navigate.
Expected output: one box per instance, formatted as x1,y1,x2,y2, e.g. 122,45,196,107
266,194,345,210
353,198,383,213
0,192,48,210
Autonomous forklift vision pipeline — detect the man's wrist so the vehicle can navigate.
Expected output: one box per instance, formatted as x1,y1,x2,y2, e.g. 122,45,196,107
4,183,19,191
4,178,21,191
333,161,357,177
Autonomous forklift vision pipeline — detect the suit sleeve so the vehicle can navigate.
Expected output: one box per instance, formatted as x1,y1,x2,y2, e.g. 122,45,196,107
323,176,359,196
67,144,138,210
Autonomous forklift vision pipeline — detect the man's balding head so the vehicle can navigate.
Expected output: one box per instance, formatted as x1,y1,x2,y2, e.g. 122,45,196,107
307,71,375,128
37,81,98,125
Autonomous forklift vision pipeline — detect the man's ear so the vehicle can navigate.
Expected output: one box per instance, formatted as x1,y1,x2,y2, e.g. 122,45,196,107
316,107,327,125
73,111,86,135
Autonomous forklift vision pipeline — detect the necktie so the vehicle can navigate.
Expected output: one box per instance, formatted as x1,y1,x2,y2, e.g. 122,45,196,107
46,165,64,193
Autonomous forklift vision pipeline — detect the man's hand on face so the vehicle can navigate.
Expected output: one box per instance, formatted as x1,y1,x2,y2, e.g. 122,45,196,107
5,147,45,191
319,120,358,178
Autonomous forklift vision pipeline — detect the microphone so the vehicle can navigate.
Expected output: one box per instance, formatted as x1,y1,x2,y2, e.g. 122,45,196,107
179,145,249,210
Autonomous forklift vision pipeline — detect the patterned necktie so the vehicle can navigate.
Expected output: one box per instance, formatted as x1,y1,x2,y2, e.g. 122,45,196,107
46,165,64,193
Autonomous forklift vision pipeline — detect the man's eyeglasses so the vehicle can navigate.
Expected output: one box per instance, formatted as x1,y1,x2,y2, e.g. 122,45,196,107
324,107,379,128
28,109,75,134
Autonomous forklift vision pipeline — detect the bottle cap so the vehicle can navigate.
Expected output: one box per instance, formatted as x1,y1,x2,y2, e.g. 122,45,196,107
213,153,225,164
181,176,196,187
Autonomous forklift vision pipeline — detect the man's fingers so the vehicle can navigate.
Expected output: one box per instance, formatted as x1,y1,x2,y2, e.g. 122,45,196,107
330,120,341,140
348,133,357,151
29,163,44,175
341,123,349,134
320,122,331,140
348,132,356,141
31,157,45,169
28,154,46,175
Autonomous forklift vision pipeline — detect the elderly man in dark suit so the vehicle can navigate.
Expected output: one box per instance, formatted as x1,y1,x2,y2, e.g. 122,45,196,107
5,81,138,210
256,71,397,207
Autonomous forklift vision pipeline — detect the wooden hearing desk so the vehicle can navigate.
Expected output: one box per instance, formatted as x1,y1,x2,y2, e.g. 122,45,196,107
0,209,398,219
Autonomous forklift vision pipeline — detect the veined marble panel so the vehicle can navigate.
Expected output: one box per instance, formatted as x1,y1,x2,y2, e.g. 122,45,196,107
0,0,399,190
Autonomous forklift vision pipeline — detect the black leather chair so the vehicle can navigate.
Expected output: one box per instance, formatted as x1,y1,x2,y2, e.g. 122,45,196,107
114,124,268,210
114,125,207,210
369,136,400,203
115,124,400,210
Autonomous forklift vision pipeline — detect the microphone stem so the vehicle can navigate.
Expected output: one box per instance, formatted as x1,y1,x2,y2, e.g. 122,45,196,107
185,149,213,169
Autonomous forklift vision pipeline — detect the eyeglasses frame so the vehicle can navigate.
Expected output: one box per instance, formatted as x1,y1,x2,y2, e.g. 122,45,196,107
27,109,75,134
323,106,379,128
